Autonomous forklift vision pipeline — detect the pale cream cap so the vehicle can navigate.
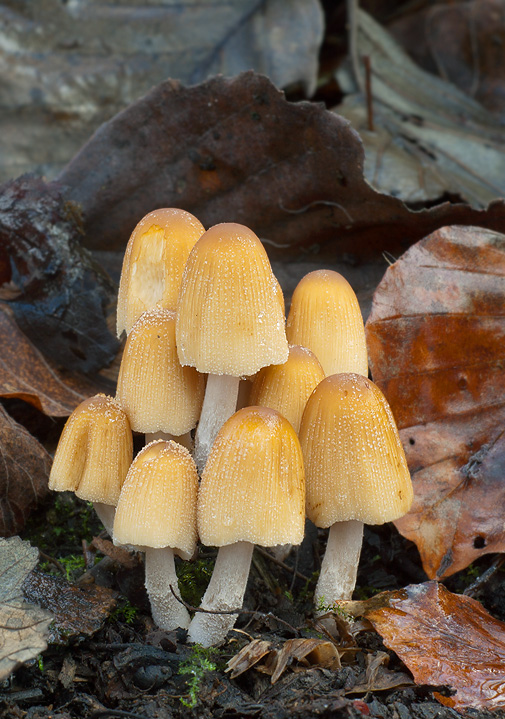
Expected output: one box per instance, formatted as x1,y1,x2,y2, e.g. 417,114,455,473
117,208,205,336
249,345,325,433
299,373,413,527
113,440,198,559
176,223,288,376
116,307,205,435
197,406,305,547
49,394,133,505
286,270,368,377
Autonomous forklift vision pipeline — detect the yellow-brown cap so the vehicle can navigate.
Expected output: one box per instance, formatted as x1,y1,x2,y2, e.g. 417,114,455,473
299,373,413,528
116,208,205,336
113,440,198,559
249,345,325,433
116,307,205,435
286,270,368,377
49,394,133,505
197,406,305,547
176,223,288,376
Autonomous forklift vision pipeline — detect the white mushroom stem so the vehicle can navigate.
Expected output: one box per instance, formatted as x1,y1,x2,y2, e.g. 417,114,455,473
93,502,116,537
194,374,241,473
145,431,192,451
144,546,191,630
315,520,364,612
187,541,254,647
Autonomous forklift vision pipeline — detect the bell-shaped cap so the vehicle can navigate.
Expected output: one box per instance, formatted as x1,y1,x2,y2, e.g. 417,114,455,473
176,223,288,376
197,406,305,548
116,307,205,435
299,373,413,528
286,269,368,377
249,345,325,433
117,207,205,336
49,394,133,505
113,440,198,559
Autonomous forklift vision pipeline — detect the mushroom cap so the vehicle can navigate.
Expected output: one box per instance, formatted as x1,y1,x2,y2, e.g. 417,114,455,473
249,344,325,433
176,222,288,376
286,269,368,377
299,373,413,527
116,207,205,336
198,406,305,548
113,439,198,559
49,394,133,505
116,307,205,435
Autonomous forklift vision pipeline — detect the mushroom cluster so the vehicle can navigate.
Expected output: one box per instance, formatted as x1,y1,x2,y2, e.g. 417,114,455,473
49,207,414,646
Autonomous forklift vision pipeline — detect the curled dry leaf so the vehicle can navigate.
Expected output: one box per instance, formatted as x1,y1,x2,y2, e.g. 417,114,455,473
0,537,52,681
366,225,505,578
347,581,505,711
0,305,107,417
0,404,51,537
57,72,505,261
23,569,117,644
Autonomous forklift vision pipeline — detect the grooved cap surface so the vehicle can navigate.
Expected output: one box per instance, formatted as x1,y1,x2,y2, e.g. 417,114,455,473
176,223,288,376
113,440,198,557
116,307,204,434
117,208,204,336
49,394,133,505
249,344,325,432
286,269,368,377
198,406,305,547
299,373,413,527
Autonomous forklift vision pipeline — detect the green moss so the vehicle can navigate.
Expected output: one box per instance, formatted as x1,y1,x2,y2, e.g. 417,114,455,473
176,558,214,607
178,645,220,708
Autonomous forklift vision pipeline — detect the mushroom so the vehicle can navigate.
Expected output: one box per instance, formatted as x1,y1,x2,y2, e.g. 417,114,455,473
48,394,133,536
286,269,368,377
115,306,205,449
176,222,288,472
113,439,198,630
187,406,305,646
298,373,413,609
249,344,325,433
116,207,205,337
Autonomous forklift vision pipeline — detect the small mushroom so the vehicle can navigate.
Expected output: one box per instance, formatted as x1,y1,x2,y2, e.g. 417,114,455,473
113,439,198,630
298,373,413,609
116,207,205,337
286,269,368,377
115,306,205,449
176,223,288,472
187,406,305,646
49,394,133,535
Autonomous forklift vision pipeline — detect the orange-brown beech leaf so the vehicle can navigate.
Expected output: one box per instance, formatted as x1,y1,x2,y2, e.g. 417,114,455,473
350,581,505,711
365,225,505,579
0,305,107,417
0,404,51,537
57,72,505,260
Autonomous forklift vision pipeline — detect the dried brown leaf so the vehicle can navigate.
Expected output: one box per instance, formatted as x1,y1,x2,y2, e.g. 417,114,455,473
0,537,52,680
366,225,505,578
0,404,51,537
359,582,505,711
226,638,273,679
56,72,505,262
23,569,117,644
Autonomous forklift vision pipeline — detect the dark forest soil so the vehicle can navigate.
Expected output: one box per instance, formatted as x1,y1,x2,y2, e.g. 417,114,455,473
4,488,505,719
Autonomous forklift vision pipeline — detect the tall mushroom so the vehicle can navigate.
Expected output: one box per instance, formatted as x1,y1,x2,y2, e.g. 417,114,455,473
113,439,198,630
49,394,133,535
187,406,305,646
176,222,288,472
286,269,368,377
298,373,413,608
117,207,205,337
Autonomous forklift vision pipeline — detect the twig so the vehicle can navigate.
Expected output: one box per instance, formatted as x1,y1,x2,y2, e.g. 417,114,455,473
255,546,310,583
169,585,301,636
363,55,374,132
279,199,354,223
464,555,505,597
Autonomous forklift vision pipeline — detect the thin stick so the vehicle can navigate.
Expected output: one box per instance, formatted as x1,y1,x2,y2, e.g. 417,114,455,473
254,546,309,583
363,55,374,131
